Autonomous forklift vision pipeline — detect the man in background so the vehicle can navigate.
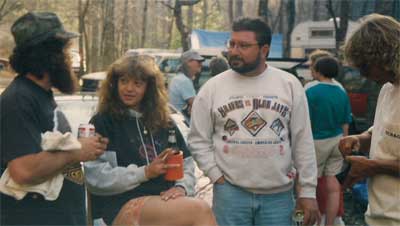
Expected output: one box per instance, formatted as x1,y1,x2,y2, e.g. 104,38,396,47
169,50,204,118
209,56,229,77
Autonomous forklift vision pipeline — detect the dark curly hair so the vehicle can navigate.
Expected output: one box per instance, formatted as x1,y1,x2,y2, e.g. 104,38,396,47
232,17,272,46
9,37,76,93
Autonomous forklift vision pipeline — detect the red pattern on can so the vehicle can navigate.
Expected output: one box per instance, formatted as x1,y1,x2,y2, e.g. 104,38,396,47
78,123,95,138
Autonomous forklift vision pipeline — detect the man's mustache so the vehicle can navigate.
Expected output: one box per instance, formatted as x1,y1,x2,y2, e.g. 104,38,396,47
229,55,242,61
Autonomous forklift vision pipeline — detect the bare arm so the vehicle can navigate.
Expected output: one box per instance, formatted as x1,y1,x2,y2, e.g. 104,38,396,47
343,156,400,188
8,136,107,185
8,150,79,185
357,131,372,154
185,97,195,115
339,130,372,157
342,123,349,136
372,159,400,177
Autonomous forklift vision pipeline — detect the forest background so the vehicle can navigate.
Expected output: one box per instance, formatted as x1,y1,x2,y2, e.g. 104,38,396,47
0,0,399,75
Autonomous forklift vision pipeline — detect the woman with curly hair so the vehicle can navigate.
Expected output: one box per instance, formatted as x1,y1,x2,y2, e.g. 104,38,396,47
84,55,217,226
339,14,400,226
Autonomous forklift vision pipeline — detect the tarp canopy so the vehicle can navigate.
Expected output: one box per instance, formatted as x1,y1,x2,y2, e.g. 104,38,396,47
190,29,283,58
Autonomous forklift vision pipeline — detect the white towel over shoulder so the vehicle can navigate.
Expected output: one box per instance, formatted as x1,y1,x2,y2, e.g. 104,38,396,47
0,131,81,200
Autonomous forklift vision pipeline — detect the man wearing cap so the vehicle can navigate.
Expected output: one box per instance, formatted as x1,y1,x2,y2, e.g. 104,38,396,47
0,12,107,225
168,50,204,118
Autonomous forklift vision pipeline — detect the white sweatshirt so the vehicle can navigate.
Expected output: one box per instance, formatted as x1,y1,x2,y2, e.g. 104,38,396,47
188,66,317,198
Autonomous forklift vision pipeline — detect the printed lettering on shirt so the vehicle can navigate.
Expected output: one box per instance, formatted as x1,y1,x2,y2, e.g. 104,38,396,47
217,97,289,118
241,110,267,136
217,100,245,117
385,130,400,140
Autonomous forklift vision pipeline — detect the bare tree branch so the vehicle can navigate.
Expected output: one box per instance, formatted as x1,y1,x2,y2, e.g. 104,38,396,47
161,1,174,10
0,0,7,13
0,0,22,23
178,0,200,6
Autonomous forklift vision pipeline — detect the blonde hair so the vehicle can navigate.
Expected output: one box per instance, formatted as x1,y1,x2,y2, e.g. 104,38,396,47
344,14,400,80
97,55,170,132
309,49,333,67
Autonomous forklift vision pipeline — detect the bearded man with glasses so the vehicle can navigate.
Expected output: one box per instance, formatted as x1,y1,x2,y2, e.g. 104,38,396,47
188,17,320,226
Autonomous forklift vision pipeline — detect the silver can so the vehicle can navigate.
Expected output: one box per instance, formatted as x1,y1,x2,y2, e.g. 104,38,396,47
78,123,95,138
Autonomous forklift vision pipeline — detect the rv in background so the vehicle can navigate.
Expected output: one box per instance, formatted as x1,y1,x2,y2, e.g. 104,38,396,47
290,19,360,58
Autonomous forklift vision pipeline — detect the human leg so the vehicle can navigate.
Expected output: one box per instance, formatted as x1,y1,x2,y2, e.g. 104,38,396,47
212,181,253,226
324,137,343,226
112,196,217,226
255,189,294,226
325,176,340,226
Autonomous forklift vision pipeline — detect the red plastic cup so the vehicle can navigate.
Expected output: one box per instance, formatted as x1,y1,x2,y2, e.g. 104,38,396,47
164,151,184,181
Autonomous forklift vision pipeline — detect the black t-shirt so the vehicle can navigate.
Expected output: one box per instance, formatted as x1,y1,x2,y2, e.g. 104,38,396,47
0,76,85,225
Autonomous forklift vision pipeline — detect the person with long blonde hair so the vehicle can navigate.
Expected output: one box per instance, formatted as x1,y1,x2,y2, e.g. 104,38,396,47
84,55,217,226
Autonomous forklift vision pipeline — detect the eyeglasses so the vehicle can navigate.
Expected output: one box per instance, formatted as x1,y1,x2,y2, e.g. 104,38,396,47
226,39,260,51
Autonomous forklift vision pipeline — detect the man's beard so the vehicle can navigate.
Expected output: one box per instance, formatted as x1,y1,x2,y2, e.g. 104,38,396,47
228,53,262,74
48,52,77,94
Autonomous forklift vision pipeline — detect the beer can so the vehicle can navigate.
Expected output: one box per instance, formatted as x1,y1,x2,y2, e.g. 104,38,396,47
78,123,95,138
292,210,304,226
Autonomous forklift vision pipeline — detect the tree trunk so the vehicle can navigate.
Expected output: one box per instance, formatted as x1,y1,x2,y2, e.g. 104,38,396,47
187,4,193,33
101,0,116,69
271,1,284,32
235,0,243,18
338,0,350,48
258,0,269,24
327,0,350,54
120,0,129,54
174,1,189,51
89,0,102,72
284,0,295,58
228,0,234,25
78,0,89,76
166,0,174,49
163,0,200,50
312,0,321,21
141,0,148,48
201,0,208,29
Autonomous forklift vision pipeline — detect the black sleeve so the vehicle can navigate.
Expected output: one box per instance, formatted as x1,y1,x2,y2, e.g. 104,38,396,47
90,114,110,137
89,113,114,149
1,96,42,165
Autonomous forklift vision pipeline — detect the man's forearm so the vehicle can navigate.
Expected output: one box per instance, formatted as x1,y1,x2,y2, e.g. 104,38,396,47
357,131,372,154
372,159,400,177
8,150,78,185
342,124,349,136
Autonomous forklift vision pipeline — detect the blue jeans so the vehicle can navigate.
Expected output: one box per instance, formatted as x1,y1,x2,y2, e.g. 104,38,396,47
213,181,294,226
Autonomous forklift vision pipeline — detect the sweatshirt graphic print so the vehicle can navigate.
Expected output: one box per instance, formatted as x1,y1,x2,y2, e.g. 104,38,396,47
189,67,317,197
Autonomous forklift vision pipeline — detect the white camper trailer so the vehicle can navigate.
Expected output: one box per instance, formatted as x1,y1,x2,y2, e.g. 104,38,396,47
290,19,360,58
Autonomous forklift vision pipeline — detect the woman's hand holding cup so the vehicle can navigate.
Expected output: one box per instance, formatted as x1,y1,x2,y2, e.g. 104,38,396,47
144,149,180,179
